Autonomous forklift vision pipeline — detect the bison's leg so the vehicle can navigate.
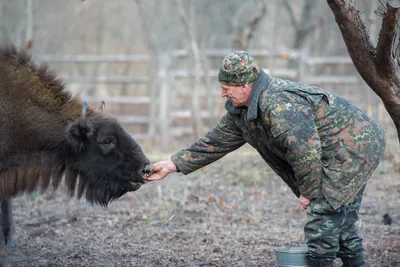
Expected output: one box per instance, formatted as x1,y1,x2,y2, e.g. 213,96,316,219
0,201,12,267
1,200,15,247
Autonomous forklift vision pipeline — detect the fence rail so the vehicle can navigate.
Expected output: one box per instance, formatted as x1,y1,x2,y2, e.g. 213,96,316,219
33,49,394,149
34,54,151,62
60,75,150,84
84,96,151,104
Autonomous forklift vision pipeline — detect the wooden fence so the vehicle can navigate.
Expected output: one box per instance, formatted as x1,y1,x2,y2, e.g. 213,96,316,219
32,49,396,150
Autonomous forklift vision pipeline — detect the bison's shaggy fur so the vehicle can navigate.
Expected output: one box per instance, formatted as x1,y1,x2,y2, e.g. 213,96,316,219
0,44,150,203
0,45,85,199
0,44,151,266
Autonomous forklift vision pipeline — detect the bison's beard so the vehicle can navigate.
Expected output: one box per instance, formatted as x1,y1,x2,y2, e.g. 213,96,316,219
83,181,142,206
64,166,143,206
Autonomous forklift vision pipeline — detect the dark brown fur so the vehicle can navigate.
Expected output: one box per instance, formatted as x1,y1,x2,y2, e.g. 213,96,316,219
0,45,79,199
0,44,152,267
0,44,150,204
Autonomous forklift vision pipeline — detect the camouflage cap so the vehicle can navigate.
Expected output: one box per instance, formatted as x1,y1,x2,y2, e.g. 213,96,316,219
218,51,259,85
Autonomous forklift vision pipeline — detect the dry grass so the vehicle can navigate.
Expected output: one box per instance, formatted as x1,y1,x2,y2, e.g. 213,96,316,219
6,147,400,266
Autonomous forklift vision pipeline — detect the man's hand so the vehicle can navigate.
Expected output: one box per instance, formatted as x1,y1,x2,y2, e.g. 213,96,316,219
298,195,310,211
144,160,177,183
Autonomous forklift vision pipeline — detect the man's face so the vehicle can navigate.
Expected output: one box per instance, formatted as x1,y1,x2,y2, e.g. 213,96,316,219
220,83,252,107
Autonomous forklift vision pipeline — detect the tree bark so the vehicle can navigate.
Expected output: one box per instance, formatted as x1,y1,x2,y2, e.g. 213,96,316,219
327,0,400,141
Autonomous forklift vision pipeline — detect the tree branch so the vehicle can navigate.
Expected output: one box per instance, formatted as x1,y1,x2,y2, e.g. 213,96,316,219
133,0,157,53
326,0,382,94
231,5,247,49
294,0,319,48
283,0,298,30
242,2,267,50
376,0,400,77
378,0,387,9
176,0,193,43
232,2,267,50
176,0,200,64
300,0,318,30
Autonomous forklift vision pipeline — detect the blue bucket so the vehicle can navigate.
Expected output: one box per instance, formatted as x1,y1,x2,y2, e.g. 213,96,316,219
274,246,309,267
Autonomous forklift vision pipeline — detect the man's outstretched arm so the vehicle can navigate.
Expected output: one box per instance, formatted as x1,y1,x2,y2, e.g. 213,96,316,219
145,113,246,182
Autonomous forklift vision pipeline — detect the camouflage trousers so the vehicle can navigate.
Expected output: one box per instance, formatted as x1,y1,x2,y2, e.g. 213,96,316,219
304,185,366,264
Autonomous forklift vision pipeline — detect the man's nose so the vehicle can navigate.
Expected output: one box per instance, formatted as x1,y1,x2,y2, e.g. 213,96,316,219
221,90,227,97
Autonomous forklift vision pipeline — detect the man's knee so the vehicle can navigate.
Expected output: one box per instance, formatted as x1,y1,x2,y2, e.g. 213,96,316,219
306,237,338,261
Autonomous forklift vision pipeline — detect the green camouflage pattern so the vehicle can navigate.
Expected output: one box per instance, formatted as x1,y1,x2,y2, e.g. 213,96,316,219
218,51,259,85
305,185,366,264
171,71,386,210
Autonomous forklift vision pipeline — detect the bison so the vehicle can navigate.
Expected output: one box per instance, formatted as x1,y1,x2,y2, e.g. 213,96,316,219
0,45,151,266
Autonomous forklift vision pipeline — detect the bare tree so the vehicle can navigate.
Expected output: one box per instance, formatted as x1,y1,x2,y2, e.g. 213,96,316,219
284,0,321,67
231,1,267,50
0,1,28,47
327,0,400,141
175,0,204,139
134,0,160,143
25,0,33,51
85,2,106,97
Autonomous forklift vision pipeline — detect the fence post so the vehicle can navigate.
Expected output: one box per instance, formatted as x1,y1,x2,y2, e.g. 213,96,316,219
297,50,307,82
157,52,171,149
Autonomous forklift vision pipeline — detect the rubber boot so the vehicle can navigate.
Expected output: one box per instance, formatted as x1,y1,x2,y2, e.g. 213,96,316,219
307,257,334,267
341,255,366,267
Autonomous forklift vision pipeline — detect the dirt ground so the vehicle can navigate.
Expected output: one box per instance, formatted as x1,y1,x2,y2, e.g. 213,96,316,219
6,147,400,267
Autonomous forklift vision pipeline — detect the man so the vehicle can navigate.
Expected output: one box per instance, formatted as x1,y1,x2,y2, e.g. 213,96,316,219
145,51,386,267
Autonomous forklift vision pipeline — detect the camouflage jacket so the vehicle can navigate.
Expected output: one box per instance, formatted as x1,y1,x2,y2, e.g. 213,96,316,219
171,70,387,209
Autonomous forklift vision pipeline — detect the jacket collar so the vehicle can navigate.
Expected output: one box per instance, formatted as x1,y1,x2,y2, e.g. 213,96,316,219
224,70,270,121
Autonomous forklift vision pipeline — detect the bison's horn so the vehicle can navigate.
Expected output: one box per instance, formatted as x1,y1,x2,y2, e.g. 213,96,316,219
81,100,88,120
97,101,105,112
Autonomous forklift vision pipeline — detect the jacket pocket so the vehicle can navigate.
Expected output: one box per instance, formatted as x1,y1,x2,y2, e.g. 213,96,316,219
269,122,290,139
322,144,366,186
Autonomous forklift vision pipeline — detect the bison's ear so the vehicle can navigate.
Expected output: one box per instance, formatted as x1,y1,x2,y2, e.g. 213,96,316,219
66,120,93,153
97,101,105,112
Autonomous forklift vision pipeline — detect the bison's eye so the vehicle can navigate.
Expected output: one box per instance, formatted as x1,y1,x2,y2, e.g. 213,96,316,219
98,137,116,155
102,139,113,145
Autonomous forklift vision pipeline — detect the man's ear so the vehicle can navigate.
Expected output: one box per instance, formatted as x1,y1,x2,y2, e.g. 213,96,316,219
66,120,92,153
242,84,251,93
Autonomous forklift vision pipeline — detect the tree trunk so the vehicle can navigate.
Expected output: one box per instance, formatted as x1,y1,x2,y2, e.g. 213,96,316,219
176,0,204,139
327,0,400,141
134,0,159,144
25,0,33,50
231,1,267,50
284,0,320,68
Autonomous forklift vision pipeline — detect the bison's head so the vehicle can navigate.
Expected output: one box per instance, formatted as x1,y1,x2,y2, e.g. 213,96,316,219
64,101,151,206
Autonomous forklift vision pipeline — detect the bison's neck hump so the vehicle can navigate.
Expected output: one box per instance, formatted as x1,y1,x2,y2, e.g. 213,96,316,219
0,45,84,119
0,45,95,146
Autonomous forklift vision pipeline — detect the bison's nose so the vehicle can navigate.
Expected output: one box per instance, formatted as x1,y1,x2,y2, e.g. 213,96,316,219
141,164,152,178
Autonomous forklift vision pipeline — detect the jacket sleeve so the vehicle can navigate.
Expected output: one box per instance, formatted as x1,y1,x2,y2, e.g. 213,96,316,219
171,113,246,175
265,94,323,199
